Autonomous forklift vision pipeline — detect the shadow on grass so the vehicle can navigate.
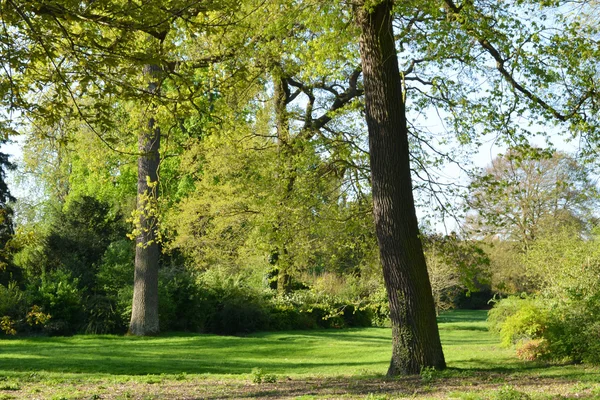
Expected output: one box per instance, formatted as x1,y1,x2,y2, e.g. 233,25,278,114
439,324,488,332
0,329,392,376
3,309,597,387
437,309,488,323
111,366,600,400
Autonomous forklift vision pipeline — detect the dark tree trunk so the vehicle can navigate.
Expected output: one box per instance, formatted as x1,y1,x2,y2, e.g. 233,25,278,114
129,64,161,336
271,71,293,294
353,0,446,375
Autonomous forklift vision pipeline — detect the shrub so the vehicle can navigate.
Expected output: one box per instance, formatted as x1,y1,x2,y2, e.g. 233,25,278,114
487,295,530,334
0,282,55,335
209,294,270,335
192,268,272,335
27,269,84,335
488,296,550,354
515,339,549,361
267,290,374,331
0,316,16,335
84,294,125,334
0,282,26,320
157,266,206,332
489,295,600,363
499,301,548,347
542,298,600,363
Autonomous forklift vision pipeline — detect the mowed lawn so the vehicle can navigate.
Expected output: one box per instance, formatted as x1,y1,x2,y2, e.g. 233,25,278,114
0,311,509,376
1,310,599,399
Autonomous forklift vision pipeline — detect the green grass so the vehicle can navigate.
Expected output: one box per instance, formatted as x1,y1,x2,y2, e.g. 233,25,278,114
0,328,391,377
0,310,505,378
0,310,599,399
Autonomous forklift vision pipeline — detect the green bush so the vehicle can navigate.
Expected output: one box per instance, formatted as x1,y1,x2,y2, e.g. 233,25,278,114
487,295,529,334
201,272,270,335
208,292,270,335
267,290,374,331
96,240,134,294
84,294,125,334
489,295,600,363
158,266,210,332
499,301,548,347
0,282,26,335
27,269,84,335
0,281,26,319
542,297,600,364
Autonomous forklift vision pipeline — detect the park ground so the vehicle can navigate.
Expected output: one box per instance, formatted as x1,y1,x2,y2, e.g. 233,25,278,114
1,310,599,399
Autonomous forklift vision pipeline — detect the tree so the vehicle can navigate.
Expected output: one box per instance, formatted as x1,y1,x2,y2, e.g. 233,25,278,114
0,0,254,335
3,0,599,371
467,150,599,250
352,0,446,375
0,142,16,285
347,0,600,374
44,196,126,291
128,64,162,336
423,233,490,315
167,0,371,294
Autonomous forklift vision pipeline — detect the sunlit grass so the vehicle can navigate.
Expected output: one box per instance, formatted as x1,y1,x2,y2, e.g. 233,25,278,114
0,310,560,378
1,310,599,399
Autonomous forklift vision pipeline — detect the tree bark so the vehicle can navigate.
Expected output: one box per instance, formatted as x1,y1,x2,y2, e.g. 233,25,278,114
129,64,161,336
353,0,446,375
271,71,293,294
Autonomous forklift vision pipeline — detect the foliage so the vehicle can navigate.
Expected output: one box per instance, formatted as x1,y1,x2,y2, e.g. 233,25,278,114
515,338,548,362
422,233,490,314
490,295,600,363
0,142,17,287
543,297,600,364
45,196,127,290
0,281,25,320
467,150,599,250
480,241,534,295
27,269,84,335
496,298,549,348
0,282,54,335
251,368,277,384
490,266,600,364
522,226,600,299
493,386,531,400
488,296,531,335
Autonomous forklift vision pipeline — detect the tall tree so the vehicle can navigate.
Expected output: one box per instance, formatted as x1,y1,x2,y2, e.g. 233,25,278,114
347,0,600,373
129,63,162,335
0,142,16,284
352,0,446,375
467,150,599,250
0,0,249,335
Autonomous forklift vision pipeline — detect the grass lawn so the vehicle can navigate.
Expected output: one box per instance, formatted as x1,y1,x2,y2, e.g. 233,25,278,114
0,310,599,399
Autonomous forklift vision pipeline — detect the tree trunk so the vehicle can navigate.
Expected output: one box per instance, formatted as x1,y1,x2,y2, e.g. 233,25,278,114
129,64,161,336
271,71,293,294
353,0,446,375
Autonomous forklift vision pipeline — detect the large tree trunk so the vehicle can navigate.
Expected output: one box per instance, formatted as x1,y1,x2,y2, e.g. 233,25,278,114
353,0,446,375
129,64,161,336
271,71,293,294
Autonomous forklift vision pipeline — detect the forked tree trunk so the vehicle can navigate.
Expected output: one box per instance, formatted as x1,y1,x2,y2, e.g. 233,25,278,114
353,0,446,375
129,64,161,336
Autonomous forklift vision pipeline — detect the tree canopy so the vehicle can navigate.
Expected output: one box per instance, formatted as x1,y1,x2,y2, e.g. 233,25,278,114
1,0,600,375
